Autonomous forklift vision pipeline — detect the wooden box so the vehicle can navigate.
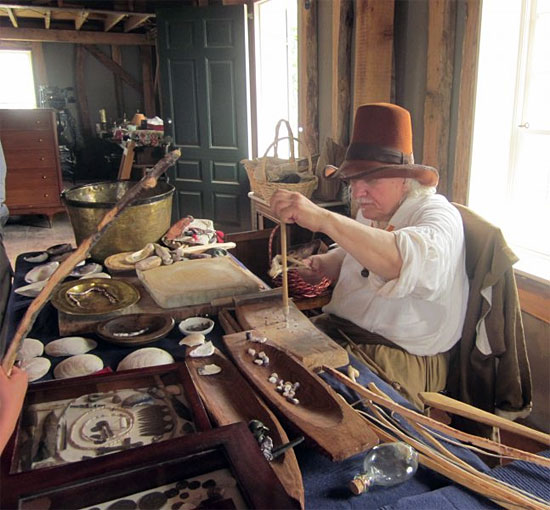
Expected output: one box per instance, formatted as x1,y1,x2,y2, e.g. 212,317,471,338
3,423,298,510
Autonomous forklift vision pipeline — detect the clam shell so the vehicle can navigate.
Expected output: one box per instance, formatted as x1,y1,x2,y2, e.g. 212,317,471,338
16,338,44,362
198,363,222,376
24,261,59,283
188,341,214,358
21,357,51,382
178,333,205,347
125,243,155,263
45,337,98,357
135,255,162,271
70,263,103,277
117,347,174,371
24,252,49,263
14,280,48,298
53,354,104,379
79,272,111,280
46,243,73,256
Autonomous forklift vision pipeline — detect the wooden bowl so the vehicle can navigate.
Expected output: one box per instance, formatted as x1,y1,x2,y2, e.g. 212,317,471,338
97,314,175,346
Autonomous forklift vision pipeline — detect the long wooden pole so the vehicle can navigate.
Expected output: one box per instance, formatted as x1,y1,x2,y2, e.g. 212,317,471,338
280,222,289,321
2,149,181,374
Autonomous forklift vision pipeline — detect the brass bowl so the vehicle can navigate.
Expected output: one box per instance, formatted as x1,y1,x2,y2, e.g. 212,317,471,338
51,278,140,316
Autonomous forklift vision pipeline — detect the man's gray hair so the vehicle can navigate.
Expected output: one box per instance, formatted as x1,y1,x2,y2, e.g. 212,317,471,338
405,178,436,198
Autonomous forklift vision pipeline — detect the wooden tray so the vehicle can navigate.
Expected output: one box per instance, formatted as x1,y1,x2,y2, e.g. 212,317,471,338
223,332,379,461
235,294,349,370
186,348,304,509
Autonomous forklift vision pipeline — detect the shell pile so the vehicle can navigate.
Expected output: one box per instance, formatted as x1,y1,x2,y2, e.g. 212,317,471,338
53,354,104,379
20,357,51,382
45,337,98,357
117,347,174,371
16,338,44,362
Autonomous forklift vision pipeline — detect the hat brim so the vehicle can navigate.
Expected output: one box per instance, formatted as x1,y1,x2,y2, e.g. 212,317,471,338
338,160,439,187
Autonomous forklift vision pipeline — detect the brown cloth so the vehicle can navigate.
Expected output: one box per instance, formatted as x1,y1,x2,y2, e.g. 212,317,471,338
447,205,532,428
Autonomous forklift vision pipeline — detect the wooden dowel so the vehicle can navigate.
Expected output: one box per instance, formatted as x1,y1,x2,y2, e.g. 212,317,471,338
280,222,289,318
2,149,181,374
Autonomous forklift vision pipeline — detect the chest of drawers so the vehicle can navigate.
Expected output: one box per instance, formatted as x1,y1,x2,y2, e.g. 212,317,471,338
0,109,65,225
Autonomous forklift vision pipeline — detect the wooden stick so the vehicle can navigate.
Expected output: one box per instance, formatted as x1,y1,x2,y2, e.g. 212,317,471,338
323,367,550,468
280,222,289,320
2,149,181,374
419,392,550,446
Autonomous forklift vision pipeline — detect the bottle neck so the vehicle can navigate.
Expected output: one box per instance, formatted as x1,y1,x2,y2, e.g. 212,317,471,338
349,474,372,495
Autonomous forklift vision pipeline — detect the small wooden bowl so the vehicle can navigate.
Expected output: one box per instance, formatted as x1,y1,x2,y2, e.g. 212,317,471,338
97,314,175,346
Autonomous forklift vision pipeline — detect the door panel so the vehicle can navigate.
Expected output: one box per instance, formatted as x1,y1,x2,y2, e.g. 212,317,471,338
157,5,250,232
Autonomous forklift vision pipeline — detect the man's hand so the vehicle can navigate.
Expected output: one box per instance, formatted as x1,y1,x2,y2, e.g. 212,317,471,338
270,190,330,233
0,365,28,454
296,251,346,284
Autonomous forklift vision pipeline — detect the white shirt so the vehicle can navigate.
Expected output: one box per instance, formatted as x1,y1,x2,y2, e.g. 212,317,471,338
323,193,469,356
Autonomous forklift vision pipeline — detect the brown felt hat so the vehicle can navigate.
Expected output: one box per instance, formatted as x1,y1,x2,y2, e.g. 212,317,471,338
336,103,439,186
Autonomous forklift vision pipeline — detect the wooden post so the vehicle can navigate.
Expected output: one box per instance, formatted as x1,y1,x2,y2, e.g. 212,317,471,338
140,44,155,117
75,44,92,139
111,45,124,118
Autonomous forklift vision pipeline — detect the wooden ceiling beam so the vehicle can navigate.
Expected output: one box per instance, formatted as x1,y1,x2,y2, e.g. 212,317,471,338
6,7,17,27
0,27,154,45
44,10,51,29
124,14,151,33
104,13,125,32
0,3,156,18
74,10,89,30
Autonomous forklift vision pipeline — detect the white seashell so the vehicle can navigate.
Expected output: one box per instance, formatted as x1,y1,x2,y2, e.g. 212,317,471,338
14,280,48,298
16,338,45,362
188,341,214,358
70,262,103,277
45,337,98,357
179,333,205,347
125,243,155,263
24,261,59,283
79,272,112,280
117,347,174,371
154,243,173,265
24,252,48,263
20,357,51,382
135,255,162,271
54,354,104,379
198,364,222,376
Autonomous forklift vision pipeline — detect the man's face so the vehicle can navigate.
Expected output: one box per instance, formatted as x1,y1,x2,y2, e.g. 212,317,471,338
350,176,407,222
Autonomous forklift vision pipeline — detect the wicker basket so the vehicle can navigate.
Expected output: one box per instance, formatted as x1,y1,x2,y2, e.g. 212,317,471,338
268,225,331,299
242,119,318,202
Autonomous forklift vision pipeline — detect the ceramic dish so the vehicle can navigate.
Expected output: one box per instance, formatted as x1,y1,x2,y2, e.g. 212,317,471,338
178,317,215,336
97,314,175,346
51,278,140,316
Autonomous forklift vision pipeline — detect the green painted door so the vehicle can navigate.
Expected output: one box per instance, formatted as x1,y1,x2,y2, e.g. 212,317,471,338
157,5,250,232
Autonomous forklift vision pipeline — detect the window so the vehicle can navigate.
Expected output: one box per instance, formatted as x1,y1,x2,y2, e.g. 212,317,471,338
254,0,298,158
0,49,37,109
469,0,550,282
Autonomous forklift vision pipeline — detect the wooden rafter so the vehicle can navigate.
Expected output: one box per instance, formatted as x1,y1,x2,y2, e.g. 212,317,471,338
0,3,156,20
44,9,51,29
83,44,142,94
0,27,153,45
6,6,17,27
124,14,151,33
104,12,125,32
74,10,89,30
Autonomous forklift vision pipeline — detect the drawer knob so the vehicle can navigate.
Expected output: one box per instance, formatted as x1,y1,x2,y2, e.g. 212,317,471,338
38,138,43,142
40,157,45,161
36,120,41,124
44,193,49,198
42,175,47,179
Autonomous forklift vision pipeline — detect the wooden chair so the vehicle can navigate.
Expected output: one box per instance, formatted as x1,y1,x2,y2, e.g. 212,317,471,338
117,140,136,180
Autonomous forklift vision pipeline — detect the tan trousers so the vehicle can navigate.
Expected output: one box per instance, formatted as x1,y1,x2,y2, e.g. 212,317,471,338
312,313,449,410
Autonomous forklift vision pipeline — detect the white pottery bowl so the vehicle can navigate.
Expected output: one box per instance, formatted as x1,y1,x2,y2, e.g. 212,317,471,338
178,317,215,336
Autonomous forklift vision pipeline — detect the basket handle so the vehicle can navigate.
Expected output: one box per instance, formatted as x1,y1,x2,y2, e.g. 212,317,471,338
259,136,314,184
272,119,296,160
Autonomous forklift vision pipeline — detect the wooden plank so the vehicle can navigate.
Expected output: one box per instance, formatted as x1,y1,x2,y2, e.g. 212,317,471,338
423,0,456,198
83,44,142,93
74,10,89,30
111,45,124,118
124,14,151,32
44,10,51,29
117,140,136,180
30,42,48,88
298,0,319,156
0,3,156,18
235,295,349,370
104,13,125,32
75,44,91,139
516,273,550,323
7,7,17,27
140,45,155,117
353,0,395,112
331,0,353,146
0,27,153,45
452,0,482,204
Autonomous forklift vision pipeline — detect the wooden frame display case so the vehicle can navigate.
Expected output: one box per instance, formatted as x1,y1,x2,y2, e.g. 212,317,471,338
1,363,211,503
3,423,298,510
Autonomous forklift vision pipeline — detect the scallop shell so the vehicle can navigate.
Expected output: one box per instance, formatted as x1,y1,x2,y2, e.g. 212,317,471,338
20,357,51,382
24,261,59,283
53,354,104,379
14,280,48,298
16,338,44,362
125,243,155,263
24,252,49,263
79,272,111,280
70,263,103,277
188,341,214,358
45,337,98,357
198,364,222,376
117,347,174,371
179,333,205,347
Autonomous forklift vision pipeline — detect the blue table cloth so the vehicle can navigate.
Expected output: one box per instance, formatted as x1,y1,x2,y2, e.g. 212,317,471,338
4,253,549,509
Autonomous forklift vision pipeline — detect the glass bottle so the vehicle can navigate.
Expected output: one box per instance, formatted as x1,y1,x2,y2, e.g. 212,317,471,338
349,442,419,495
